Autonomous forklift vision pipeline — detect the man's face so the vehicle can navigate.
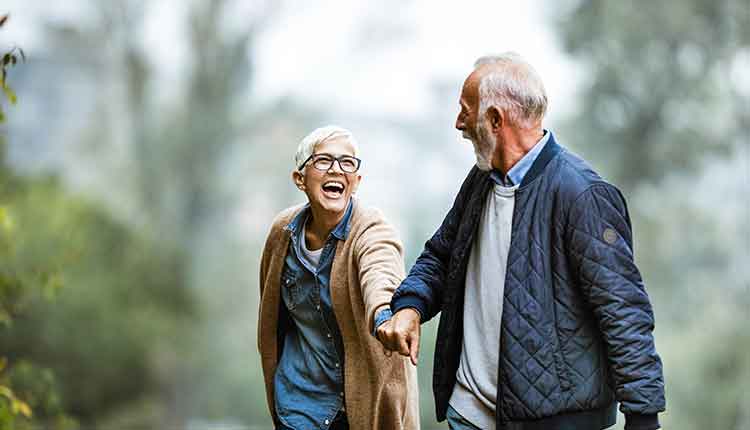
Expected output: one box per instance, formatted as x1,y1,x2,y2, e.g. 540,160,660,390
295,137,361,215
456,70,495,171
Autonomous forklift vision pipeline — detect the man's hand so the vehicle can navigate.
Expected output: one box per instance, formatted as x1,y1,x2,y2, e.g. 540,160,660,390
376,308,421,365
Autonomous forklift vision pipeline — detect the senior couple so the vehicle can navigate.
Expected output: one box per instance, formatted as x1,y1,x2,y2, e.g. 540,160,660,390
257,53,666,430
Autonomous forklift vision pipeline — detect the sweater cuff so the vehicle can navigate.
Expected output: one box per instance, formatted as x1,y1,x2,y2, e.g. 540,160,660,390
625,413,660,430
391,296,426,322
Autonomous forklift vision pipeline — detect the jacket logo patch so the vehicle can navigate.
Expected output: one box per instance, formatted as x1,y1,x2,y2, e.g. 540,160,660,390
603,228,618,244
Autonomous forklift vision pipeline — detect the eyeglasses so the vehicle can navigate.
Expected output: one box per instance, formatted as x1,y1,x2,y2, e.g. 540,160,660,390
297,153,362,173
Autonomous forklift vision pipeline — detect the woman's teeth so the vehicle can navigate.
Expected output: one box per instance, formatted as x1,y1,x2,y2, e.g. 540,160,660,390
322,182,345,194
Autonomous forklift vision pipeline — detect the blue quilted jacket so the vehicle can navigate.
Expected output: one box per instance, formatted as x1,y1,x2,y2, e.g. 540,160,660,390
391,134,666,430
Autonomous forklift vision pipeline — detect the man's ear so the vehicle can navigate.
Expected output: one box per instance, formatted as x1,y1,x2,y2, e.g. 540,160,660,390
486,106,503,132
292,170,305,190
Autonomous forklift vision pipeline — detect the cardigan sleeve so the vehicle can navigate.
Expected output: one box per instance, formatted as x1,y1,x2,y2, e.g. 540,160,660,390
354,210,406,334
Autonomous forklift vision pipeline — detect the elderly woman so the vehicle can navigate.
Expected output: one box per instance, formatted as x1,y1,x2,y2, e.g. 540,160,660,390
257,126,420,430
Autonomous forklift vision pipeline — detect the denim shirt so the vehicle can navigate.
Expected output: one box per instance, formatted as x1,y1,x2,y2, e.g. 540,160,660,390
274,200,352,429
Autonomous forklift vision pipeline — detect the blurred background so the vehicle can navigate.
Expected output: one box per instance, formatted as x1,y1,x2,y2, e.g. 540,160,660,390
0,0,747,429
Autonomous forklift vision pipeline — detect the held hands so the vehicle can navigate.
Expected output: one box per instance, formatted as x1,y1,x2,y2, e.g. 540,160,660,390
376,308,421,366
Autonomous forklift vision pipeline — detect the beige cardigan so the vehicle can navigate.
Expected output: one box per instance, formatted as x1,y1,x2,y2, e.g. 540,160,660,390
258,200,420,429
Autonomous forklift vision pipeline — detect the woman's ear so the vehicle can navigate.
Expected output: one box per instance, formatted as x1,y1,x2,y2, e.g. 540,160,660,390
350,174,362,194
292,170,306,190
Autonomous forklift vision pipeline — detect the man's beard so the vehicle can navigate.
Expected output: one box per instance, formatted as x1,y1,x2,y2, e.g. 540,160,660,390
471,120,496,171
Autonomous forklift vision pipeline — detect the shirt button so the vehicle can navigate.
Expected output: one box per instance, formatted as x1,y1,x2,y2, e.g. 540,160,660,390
316,305,321,310
325,419,330,425
340,392,344,396
335,363,340,368
327,333,332,338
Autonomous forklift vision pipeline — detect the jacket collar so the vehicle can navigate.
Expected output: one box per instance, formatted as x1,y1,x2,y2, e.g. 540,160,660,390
518,130,562,187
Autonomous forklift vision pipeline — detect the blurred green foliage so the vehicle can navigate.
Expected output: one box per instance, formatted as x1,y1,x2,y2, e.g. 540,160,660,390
0,175,195,422
0,14,22,125
0,162,196,429
0,12,51,429
0,11,196,428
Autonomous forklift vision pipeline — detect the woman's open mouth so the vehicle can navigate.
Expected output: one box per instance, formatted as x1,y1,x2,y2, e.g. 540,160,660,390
321,181,345,199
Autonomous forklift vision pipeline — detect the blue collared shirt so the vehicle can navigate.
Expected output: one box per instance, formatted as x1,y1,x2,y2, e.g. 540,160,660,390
490,130,551,186
274,200,353,429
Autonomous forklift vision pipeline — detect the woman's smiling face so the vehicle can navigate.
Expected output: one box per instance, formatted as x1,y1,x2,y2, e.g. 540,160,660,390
294,136,361,216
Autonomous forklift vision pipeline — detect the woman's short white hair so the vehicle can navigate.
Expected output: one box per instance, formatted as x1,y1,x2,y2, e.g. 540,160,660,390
294,125,360,172
474,52,548,129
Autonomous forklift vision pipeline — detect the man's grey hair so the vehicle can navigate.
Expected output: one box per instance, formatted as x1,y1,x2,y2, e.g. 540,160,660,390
294,125,359,171
474,52,548,129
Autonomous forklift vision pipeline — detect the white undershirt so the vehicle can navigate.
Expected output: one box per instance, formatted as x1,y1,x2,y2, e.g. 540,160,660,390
300,222,323,268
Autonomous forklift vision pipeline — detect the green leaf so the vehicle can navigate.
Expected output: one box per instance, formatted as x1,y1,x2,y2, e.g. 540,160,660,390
0,386,13,400
43,273,63,300
0,207,13,232
0,310,11,327
1,85,16,105
12,399,31,418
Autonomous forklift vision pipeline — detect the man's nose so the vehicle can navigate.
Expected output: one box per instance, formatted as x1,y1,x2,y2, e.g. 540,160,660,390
455,116,465,131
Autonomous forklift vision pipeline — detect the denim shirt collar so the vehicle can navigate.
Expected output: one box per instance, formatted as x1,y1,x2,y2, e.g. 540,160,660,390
285,198,354,242
490,129,551,186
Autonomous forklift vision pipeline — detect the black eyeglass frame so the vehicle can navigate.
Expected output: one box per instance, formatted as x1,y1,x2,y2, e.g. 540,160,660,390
297,153,362,173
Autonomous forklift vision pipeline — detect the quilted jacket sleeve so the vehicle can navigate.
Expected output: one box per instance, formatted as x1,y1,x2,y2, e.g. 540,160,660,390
391,167,478,322
566,183,666,430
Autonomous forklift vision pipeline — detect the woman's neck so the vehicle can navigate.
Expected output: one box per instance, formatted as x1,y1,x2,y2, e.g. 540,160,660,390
305,204,347,250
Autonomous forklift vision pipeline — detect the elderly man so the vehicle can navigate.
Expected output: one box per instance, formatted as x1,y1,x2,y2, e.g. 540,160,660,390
377,53,666,430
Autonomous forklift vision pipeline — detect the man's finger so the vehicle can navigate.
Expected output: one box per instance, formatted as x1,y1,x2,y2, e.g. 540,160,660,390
408,331,420,366
382,343,393,357
397,334,411,357
377,325,397,351
376,327,385,343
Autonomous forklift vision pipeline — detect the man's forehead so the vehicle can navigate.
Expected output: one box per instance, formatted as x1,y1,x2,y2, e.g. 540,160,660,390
461,70,482,102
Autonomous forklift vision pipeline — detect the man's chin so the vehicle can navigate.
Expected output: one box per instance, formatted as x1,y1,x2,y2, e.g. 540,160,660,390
475,161,492,172
474,153,493,171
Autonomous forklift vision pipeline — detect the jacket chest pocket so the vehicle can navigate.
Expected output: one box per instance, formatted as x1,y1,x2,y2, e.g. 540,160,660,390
280,268,304,311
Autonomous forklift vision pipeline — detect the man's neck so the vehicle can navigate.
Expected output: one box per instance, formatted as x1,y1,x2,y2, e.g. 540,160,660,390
494,128,544,174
